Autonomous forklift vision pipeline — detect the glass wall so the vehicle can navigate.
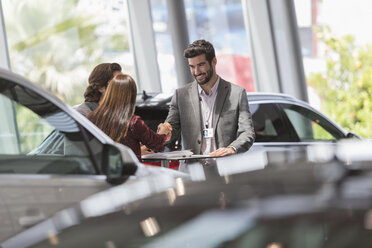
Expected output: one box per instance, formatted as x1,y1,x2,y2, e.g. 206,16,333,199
150,0,256,92
294,0,372,138
150,0,178,93
3,0,257,101
185,0,255,92
2,0,135,105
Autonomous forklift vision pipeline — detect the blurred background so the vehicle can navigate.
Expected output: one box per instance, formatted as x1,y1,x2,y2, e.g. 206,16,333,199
1,0,372,137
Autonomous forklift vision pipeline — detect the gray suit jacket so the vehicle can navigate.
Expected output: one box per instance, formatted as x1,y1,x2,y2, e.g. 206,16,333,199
165,78,255,154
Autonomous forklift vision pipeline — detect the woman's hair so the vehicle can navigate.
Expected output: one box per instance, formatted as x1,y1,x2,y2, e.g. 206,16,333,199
87,74,137,142
84,63,122,102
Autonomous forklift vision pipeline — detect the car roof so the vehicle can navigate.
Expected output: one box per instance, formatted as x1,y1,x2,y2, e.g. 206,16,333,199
136,91,302,107
246,92,297,102
136,91,173,108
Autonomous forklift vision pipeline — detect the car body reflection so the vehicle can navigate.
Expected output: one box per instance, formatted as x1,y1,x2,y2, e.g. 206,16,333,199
5,141,372,247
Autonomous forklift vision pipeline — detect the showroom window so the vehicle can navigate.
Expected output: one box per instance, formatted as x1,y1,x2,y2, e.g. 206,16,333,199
2,0,135,106
184,0,255,92
294,0,372,138
150,0,256,92
150,0,178,93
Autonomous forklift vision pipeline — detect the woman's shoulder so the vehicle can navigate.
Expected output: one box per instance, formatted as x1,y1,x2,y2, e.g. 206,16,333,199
74,102,98,116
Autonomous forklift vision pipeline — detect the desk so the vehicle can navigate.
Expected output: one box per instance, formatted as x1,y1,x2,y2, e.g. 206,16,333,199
142,153,212,168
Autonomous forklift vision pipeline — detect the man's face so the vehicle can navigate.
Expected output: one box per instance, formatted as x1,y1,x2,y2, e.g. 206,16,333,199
188,54,215,85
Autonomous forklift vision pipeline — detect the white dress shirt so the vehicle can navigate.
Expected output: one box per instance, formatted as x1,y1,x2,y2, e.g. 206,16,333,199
198,77,220,155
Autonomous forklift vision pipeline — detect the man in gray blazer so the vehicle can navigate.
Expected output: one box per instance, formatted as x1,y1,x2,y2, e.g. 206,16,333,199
165,40,255,156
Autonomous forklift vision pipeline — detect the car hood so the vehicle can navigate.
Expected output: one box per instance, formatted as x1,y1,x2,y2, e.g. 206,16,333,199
0,162,188,245
4,141,372,247
2,172,184,247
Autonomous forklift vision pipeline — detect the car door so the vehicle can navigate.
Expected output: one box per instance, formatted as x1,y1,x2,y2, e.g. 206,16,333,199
0,75,112,241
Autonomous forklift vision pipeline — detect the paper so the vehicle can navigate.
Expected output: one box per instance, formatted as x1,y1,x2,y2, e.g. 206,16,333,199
142,150,194,159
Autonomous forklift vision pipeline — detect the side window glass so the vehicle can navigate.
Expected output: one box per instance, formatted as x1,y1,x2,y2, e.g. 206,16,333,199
14,102,54,153
281,104,341,142
250,103,291,142
0,95,19,154
0,81,100,175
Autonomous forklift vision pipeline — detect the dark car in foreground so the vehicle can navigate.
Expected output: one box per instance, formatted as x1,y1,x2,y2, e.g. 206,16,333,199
135,91,360,152
0,69,185,242
5,140,372,247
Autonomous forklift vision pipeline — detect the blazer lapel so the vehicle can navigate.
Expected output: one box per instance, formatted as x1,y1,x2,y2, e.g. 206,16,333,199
189,82,203,132
213,79,229,129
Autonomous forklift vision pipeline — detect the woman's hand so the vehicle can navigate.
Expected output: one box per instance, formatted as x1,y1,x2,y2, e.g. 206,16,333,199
141,144,154,155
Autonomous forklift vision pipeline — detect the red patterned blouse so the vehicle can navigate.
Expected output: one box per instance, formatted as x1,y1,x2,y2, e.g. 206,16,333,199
121,115,166,161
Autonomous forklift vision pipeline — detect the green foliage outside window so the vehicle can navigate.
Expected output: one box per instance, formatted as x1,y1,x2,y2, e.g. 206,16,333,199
3,0,130,105
308,26,372,138
312,122,335,141
2,0,131,153
15,103,53,154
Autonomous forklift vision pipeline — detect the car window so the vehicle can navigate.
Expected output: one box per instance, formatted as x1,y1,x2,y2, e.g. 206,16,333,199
135,106,180,150
250,103,292,142
12,101,54,153
280,103,344,142
0,79,100,174
135,107,169,132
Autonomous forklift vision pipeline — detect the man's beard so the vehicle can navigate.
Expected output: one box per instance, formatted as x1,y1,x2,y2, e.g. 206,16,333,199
194,66,213,85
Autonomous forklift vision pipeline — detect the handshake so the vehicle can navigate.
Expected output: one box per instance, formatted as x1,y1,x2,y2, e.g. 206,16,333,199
141,122,173,155
157,122,172,142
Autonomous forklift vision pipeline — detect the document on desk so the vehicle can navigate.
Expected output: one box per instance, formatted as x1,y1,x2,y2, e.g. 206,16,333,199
142,150,211,160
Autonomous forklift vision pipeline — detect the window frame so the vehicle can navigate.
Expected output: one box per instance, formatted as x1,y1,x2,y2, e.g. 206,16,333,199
277,102,346,142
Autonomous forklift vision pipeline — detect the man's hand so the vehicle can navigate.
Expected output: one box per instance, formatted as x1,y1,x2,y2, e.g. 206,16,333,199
157,122,172,141
209,147,236,157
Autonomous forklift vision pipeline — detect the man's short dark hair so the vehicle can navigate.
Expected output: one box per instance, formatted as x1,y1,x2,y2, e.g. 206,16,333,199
184,39,215,64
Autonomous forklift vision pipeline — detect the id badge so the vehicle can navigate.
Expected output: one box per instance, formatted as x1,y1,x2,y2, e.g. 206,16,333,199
203,128,214,138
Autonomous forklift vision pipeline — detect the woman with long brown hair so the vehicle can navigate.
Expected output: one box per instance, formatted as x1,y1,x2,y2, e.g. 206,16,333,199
87,74,171,161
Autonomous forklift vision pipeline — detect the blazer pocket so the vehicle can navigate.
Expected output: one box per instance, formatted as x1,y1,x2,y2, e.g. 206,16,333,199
221,109,236,117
